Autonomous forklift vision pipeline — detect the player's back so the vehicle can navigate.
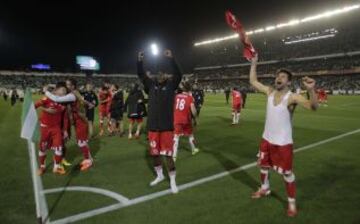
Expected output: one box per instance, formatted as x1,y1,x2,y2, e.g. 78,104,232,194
174,93,193,125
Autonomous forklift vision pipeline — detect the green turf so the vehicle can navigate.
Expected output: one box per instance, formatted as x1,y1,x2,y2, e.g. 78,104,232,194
1,94,360,224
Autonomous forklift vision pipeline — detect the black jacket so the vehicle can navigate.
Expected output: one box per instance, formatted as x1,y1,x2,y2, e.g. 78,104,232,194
83,91,98,111
125,90,146,118
193,89,204,107
110,91,124,112
137,58,182,131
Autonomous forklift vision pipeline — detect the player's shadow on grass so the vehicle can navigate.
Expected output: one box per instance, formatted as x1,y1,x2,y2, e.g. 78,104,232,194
45,163,83,222
203,144,287,209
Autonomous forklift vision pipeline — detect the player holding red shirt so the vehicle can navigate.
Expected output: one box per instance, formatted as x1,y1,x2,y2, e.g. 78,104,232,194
173,82,199,161
46,79,94,171
98,85,111,136
249,55,318,217
231,87,242,125
35,83,67,175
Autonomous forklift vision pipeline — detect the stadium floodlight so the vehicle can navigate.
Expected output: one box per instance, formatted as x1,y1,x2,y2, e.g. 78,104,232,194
283,34,336,45
151,43,159,56
194,4,360,47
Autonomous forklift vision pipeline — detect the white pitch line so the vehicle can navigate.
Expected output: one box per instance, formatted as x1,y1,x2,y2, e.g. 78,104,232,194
50,128,360,224
43,186,130,204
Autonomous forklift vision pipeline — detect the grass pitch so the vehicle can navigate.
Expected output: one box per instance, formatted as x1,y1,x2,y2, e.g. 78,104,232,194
1,93,360,224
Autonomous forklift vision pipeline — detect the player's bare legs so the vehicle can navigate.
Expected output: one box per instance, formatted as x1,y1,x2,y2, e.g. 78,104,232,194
99,116,105,136
118,121,124,137
128,121,133,139
173,135,180,161
110,118,117,136
88,121,94,138
135,121,142,139
189,135,199,155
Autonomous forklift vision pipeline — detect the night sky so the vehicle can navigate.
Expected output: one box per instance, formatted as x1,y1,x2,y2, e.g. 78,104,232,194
0,0,355,73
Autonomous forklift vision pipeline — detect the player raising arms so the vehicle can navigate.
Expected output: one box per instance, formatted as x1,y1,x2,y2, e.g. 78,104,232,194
231,87,242,125
45,79,94,171
173,81,199,161
138,49,182,194
249,55,318,217
35,82,68,175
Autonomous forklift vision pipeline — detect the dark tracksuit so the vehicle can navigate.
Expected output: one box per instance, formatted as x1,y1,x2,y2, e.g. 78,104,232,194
83,91,98,122
193,89,204,116
225,89,230,104
125,90,146,119
110,91,124,121
137,58,182,132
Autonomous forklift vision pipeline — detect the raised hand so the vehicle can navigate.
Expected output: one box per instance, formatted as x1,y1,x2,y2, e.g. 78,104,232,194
302,76,316,90
164,49,173,58
138,51,145,61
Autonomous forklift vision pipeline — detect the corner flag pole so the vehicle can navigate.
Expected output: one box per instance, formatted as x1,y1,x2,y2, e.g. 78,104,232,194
21,89,49,224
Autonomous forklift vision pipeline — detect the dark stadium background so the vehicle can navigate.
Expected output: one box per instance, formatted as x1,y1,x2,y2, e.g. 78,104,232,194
0,0,355,73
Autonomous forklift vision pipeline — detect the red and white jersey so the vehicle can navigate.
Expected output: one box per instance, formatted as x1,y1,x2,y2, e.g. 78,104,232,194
106,91,113,112
98,90,110,109
35,97,65,128
262,91,293,146
174,92,194,125
232,90,242,106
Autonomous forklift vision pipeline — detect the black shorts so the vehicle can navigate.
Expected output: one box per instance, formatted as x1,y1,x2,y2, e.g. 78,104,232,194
86,109,95,122
110,110,123,121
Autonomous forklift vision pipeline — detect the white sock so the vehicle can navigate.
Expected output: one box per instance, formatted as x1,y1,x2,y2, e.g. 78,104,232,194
169,170,176,183
173,136,180,158
189,135,196,150
236,113,240,123
261,169,270,190
232,113,236,123
155,165,164,178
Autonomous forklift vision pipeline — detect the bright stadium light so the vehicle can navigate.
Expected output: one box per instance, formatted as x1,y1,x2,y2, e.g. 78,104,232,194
194,4,360,47
284,34,336,45
151,43,159,56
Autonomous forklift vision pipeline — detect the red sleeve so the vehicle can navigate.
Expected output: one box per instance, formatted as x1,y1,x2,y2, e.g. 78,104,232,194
35,97,48,109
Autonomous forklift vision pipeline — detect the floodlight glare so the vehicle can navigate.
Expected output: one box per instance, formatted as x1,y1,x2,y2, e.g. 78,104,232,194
194,4,360,46
151,43,159,56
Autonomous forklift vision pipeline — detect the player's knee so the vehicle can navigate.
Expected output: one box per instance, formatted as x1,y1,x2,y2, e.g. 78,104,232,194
39,150,46,157
77,140,88,148
283,172,295,183
260,168,269,175
52,146,63,156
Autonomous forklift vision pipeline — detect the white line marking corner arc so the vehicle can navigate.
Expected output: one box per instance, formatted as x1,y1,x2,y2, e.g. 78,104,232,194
42,186,130,204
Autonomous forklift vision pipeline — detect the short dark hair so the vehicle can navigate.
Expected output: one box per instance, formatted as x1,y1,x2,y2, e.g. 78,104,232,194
113,84,119,90
276,68,293,81
182,82,192,92
67,78,77,88
56,81,67,89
